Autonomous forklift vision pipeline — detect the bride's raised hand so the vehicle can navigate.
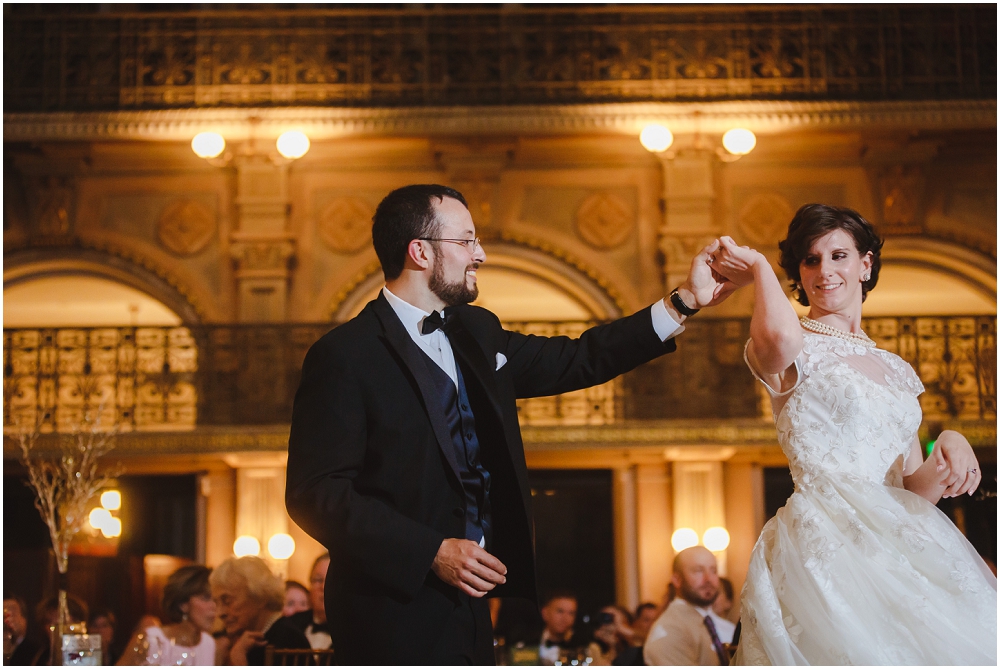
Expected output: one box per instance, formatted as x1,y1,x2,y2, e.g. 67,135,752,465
936,430,982,497
713,236,765,287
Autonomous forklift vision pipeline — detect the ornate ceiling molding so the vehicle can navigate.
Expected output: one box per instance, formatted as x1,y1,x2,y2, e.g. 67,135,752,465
4,100,996,143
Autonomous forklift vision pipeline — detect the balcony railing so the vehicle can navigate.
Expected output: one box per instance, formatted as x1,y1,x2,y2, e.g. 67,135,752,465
3,316,995,433
3,5,995,112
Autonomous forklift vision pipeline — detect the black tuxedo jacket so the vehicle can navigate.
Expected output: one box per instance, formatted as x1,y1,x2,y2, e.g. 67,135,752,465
285,293,675,664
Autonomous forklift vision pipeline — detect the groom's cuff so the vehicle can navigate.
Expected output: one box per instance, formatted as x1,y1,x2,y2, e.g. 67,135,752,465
651,299,685,342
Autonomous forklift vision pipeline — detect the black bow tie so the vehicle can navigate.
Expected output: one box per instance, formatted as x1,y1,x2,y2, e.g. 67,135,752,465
421,310,451,335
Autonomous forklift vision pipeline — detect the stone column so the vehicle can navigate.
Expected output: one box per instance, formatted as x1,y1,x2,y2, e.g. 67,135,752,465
612,466,640,611
636,462,673,604
230,155,296,322
657,150,720,292
434,139,515,238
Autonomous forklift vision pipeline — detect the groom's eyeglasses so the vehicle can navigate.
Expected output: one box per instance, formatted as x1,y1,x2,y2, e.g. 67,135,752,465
419,237,482,252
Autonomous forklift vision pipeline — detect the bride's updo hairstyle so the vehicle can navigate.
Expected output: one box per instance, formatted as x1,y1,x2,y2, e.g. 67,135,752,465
778,203,883,306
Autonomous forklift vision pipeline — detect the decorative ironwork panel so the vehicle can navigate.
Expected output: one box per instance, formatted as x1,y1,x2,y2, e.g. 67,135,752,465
866,316,997,421
3,327,198,432
4,5,995,112
4,316,994,431
504,321,621,426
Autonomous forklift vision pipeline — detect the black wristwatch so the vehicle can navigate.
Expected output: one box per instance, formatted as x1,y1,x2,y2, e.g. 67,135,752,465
669,288,700,317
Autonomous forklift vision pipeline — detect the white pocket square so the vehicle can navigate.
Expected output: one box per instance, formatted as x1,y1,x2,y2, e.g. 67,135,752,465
495,352,507,371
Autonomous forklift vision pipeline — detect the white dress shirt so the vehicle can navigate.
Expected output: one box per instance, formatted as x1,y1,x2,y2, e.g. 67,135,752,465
381,287,685,386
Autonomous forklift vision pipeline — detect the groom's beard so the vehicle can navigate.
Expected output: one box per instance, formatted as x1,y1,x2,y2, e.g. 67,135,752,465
429,255,479,306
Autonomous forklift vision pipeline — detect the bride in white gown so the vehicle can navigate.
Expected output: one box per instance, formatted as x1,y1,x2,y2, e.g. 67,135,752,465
711,204,997,665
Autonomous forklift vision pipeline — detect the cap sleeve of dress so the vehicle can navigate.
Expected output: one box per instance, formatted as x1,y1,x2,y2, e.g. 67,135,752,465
743,339,804,397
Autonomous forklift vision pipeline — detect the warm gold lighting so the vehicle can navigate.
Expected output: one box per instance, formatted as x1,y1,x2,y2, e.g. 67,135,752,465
703,526,731,551
100,490,121,511
721,128,756,156
233,535,261,557
191,132,226,159
640,124,674,153
101,517,122,539
89,507,112,532
267,533,296,560
276,131,310,159
671,527,699,552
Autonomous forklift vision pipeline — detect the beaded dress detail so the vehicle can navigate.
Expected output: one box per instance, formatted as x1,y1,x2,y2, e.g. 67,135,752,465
734,330,997,665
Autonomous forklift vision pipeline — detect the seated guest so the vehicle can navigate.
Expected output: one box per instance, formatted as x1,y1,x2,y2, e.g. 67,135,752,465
644,547,735,666
87,608,119,665
282,581,310,617
630,603,659,646
210,556,310,665
589,605,639,666
712,577,734,621
537,592,580,665
285,553,332,651
118,565,216,666
4,594,43,665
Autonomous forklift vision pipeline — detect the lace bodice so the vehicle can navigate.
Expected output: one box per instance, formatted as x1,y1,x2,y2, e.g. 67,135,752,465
758,332,925,491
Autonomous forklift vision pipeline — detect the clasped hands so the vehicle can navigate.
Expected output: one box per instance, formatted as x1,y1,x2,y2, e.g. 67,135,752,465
676,236,765,309
432,538,507,597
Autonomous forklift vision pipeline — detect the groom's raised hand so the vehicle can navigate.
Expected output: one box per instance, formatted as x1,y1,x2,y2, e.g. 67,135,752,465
677,239,739,309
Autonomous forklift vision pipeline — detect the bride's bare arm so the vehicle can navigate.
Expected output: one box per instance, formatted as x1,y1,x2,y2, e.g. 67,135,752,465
902,431,982,503
715,237,803,382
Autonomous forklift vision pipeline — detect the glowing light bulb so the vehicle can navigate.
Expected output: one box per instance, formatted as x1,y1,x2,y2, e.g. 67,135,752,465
101,490,121,511
267,533,296,560
276,131,310,159
233,535,261,557
703,526,731,552
191,132,226,159
671,527,699,552
721,128,756,156
89,507,112,531
101,517,122,538
639,124,674,153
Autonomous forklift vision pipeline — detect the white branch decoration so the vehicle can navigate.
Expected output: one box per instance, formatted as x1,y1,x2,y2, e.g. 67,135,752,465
15,408,120,574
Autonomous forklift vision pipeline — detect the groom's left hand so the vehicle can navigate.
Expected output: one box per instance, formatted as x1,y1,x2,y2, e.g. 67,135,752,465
677,239,739,309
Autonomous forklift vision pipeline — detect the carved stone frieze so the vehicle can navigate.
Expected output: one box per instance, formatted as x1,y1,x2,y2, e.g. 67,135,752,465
659,234,717,271
157,199,216,256
4,6,994,112
574,192,635,250
4,100,996,143
316,197,373,254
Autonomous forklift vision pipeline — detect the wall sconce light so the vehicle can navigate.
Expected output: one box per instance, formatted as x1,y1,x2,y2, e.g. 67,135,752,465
190,127,311,164
275,131,310,160
640,124,756,162
702,526,731,552
233,535,261,557
670,527,700,552
267,533,296,560
191,132,226,159
640,124,674,153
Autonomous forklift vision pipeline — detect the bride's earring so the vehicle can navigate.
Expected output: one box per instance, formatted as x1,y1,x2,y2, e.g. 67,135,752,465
862,271,871,282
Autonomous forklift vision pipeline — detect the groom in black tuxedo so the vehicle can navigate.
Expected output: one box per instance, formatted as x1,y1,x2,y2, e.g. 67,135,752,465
285,185,734,665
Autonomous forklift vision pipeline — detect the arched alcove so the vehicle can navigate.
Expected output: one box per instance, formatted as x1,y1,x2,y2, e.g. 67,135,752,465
4,249,202,325
4,275,182,327
330,243,624,322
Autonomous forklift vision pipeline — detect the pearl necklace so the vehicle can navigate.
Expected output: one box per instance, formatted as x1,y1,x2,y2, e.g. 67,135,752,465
800,317,875,348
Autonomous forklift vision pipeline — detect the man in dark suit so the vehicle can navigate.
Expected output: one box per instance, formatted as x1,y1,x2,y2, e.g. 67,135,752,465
285,185,734,665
